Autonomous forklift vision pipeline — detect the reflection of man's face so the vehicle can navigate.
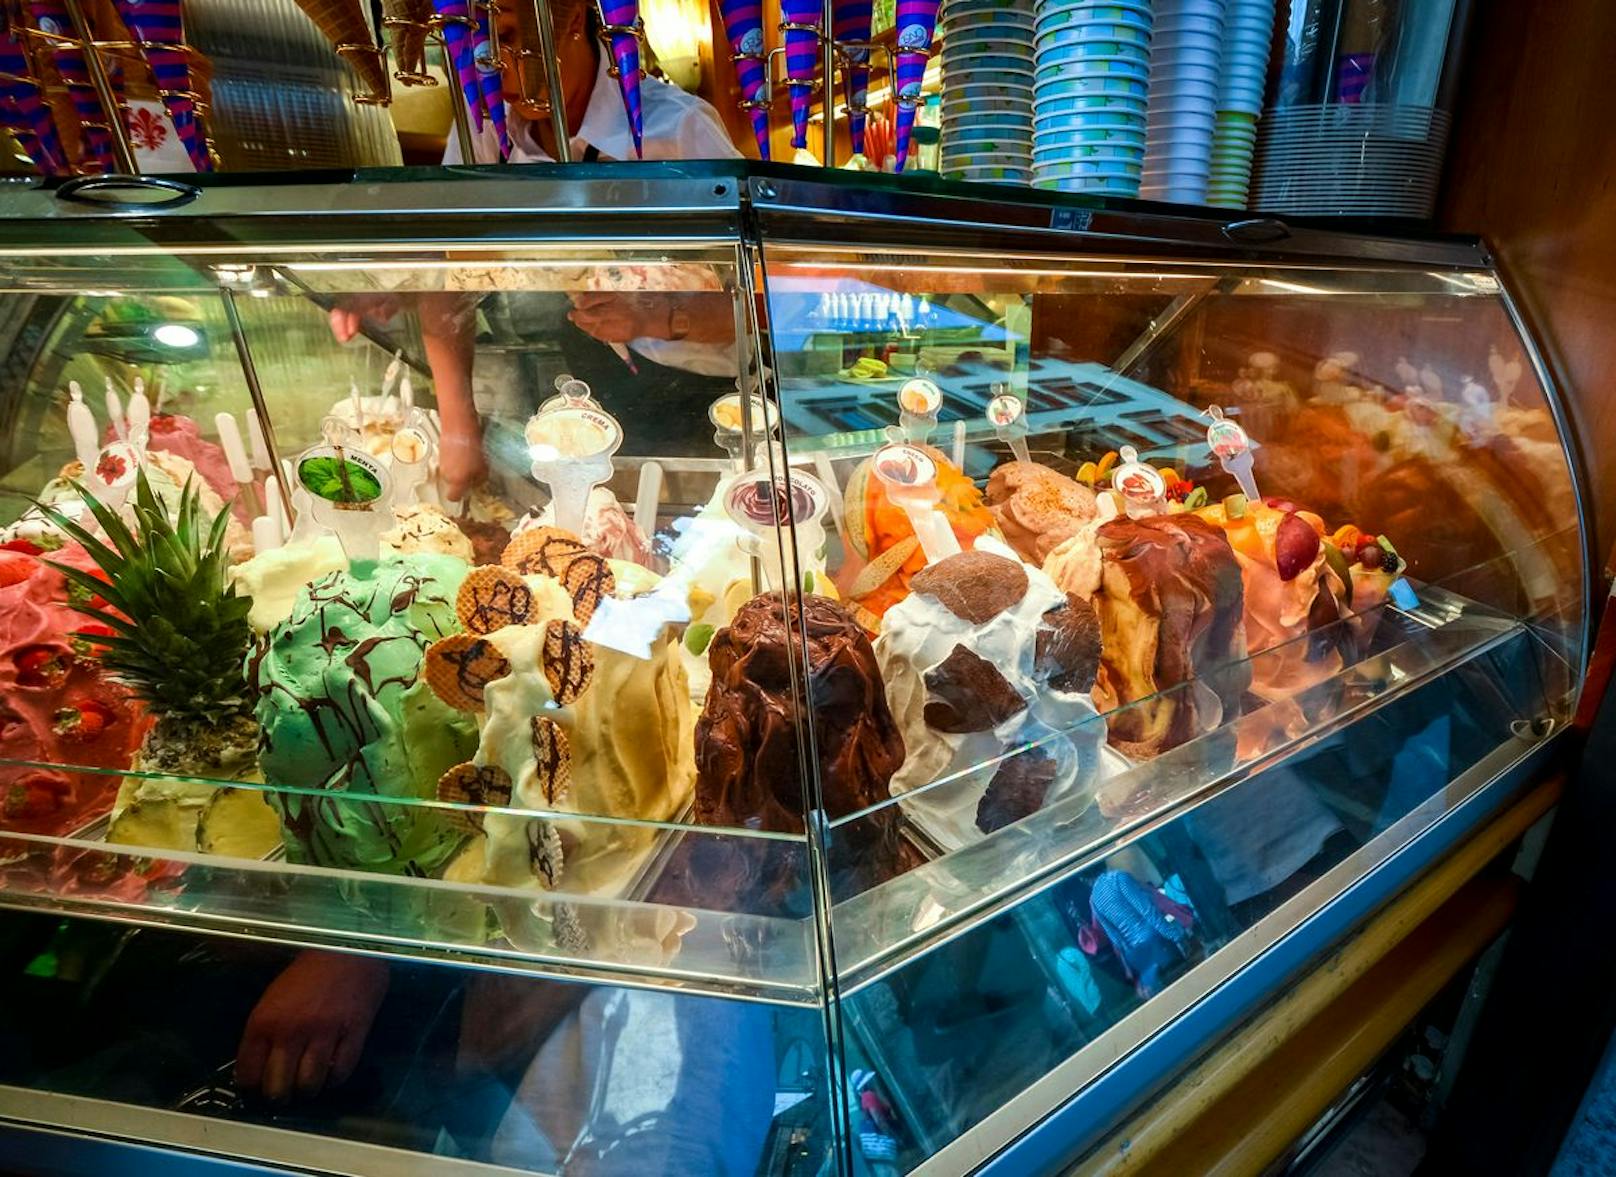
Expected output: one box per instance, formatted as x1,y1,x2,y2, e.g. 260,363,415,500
498,0,591,121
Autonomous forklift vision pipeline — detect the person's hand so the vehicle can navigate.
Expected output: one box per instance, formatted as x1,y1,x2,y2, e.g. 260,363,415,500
568,291,662,345
329,294,404,344
437,416,489,504
236,950,390,1102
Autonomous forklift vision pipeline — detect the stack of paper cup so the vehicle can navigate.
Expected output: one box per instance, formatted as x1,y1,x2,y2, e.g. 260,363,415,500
1140,0,1226,203
1030,0,1152,194
1207,0,1274,207
940,0,1036,185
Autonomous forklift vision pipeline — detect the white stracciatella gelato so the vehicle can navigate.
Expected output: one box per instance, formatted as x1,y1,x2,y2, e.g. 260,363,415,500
875,539,1105,850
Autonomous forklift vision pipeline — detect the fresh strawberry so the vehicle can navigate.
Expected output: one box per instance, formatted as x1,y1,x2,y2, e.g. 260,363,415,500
0,551,36,588
53,700,114,741
14,645,69,687
3,773,71,819
0,539,42,555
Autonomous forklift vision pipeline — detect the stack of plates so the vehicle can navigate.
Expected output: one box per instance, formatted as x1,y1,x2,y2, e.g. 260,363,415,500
1140,0,1226,204
1207,0,1274,207
1250,104,1453,217
1030,0,1151,194
940,0,1036,185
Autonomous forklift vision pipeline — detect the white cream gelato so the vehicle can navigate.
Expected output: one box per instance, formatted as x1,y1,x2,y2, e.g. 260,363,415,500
875,541,1105,851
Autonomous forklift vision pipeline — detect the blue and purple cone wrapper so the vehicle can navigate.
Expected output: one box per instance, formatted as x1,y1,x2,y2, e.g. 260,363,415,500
892,0,939,171
719,0,768,159
780,0,819,152
0,27,67,174
597,0,643,157
833,0,872,158
110,0,210,170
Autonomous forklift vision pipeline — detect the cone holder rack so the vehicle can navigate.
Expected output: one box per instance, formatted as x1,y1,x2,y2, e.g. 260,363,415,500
739,29,894,166
2,0,218,175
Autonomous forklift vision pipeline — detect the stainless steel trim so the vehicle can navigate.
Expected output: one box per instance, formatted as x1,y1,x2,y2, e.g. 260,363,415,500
916,733,1557,1177
219,287,296,520
532,0,571,164
0,1087,542,1177
747,171,1492,269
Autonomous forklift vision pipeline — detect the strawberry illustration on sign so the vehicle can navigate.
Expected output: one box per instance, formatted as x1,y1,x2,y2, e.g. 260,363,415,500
126,106,168,152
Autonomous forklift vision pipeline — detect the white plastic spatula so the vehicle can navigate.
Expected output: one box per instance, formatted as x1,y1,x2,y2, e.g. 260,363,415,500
870,443,961,565
721,468,831,594
246,411,272,474
896,378,942,446
104,379,127,444
127,378,151,456
295,443,393,561
65,382,99,471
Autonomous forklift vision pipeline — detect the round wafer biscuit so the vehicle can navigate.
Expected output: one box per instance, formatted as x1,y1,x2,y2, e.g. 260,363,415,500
502,526,587,577
424,633,511,711
541,619,594,703
530,715,571,805
456,565,537,634
437,761,514,832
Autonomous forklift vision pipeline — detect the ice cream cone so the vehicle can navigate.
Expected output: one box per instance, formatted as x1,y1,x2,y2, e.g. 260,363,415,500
382,0,432,79
891,0,939,171
294,0,387,98
471,9,509,158
596,0,644,157
833,0,872,158
431,0,482,132
28,0,115,172
0,28,67,174
109,0,210,171
780,0,819,153
719,0,769,159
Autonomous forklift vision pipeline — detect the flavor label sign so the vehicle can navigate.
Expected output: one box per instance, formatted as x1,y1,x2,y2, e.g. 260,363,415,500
297,445,388,508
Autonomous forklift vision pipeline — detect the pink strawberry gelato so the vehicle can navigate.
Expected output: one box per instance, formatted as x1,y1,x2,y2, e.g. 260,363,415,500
0,544,147,835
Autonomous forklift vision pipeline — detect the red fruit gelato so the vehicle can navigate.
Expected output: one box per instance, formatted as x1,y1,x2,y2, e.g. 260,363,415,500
0,545,147,835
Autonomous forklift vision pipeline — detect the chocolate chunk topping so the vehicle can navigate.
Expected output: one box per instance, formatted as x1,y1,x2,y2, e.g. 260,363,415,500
1037,593,1102,693
976,749,1058,834
910,549,1029,624
923,643,1028,733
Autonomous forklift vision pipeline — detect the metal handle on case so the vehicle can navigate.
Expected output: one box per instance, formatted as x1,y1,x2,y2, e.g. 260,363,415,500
55,174,201,210
1221,217,1291,244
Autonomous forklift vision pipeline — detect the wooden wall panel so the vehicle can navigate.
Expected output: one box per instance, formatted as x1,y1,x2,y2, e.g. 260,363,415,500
1438,1,1616,568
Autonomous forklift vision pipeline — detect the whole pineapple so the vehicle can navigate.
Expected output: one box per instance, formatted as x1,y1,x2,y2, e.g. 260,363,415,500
44,471,278,853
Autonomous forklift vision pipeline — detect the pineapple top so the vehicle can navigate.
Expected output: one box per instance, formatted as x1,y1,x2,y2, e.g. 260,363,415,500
43,470,255,728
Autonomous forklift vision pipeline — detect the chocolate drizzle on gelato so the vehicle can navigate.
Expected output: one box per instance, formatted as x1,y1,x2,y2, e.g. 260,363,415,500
678,593,907,915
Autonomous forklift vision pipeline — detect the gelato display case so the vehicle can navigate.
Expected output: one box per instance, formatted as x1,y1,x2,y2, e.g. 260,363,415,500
0,162,1590,1176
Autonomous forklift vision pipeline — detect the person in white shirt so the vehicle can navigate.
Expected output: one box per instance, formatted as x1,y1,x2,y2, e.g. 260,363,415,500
330,0,744,496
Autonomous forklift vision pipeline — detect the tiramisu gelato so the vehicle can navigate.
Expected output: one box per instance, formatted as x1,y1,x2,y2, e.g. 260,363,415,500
986,460,1098,565
876,546,1104,849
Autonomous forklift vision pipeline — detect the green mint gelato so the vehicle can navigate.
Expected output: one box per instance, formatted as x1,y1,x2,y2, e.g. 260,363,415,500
251,554,477,877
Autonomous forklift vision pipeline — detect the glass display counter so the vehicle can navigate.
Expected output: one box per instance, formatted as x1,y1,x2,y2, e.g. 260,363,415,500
0,162,1588,1175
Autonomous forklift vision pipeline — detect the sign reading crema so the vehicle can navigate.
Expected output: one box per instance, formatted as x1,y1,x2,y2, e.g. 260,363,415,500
525,395,623,539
